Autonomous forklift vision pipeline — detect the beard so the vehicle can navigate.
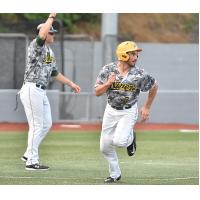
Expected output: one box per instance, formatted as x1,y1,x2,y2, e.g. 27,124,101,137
128,62,136,68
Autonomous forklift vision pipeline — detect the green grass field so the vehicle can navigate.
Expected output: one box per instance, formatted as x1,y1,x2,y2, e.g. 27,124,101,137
0,130,198,185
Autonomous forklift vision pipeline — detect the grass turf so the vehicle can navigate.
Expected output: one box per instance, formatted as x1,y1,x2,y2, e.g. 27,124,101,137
0,130,198,185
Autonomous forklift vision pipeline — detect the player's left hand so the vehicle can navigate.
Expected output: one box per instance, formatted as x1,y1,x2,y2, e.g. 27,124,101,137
71,82,81,93
140,106,150,122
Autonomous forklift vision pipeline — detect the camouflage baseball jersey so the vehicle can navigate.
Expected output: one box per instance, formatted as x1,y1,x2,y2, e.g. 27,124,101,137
24,37,58,88
95,62,156,108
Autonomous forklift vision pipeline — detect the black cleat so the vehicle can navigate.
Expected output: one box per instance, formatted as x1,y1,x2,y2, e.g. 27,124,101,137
21,156,28,162
127,131,136,156
104,175,121,183
25,163,49,171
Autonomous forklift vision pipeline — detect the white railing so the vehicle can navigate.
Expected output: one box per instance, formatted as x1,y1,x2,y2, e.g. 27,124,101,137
0,88,198,123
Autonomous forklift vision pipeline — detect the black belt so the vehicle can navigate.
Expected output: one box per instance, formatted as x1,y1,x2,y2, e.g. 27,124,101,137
111,105,132,110
36,84,46,90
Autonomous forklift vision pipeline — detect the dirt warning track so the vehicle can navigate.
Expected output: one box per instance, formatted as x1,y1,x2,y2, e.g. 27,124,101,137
0,122,198,132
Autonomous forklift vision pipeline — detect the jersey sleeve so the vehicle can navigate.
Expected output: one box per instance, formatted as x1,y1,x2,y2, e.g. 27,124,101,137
27,38,44,63
94,66,109,88
36,35,45,46
50,51,59,77
138,70,156,92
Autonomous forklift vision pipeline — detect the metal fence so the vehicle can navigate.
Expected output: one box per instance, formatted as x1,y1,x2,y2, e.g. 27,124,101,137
0,33,28,89
0,90,106,123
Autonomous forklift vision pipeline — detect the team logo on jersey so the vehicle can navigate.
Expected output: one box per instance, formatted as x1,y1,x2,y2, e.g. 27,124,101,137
110,81,137,92
43,52,54,64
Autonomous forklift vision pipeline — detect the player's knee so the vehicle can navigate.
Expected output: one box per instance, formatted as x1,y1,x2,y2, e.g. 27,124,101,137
100,143,111,155
34,122,44,131
113,138,127,147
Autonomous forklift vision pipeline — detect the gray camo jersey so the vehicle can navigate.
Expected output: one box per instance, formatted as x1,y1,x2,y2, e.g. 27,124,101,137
95,62,156,108
24,38,58,87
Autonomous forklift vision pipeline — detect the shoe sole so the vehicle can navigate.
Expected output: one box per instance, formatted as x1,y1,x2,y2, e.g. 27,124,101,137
21,157,27,162
25,167,49,171
105,180,120,183
104,176,121,183
128,152,135,157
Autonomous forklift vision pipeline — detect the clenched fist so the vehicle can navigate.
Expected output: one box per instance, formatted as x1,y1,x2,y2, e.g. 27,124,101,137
107,72,116,86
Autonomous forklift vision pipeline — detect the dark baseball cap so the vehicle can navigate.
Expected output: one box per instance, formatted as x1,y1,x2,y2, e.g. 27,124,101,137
48,26,58,33
37,23,58,34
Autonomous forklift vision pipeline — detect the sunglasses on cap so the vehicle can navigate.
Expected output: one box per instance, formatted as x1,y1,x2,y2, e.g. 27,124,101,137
48,32,55,36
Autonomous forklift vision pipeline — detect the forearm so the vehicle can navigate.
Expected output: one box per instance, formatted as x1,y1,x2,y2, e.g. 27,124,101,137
95,82,111,96
39,14,55,40
53,73,72,87
144,83,158,109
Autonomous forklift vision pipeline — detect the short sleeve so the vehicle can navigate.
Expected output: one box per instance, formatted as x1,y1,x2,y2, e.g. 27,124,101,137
27,38,44,64
50,51,59,76
36,35,45,46
138,71,156,92
94,66,109,88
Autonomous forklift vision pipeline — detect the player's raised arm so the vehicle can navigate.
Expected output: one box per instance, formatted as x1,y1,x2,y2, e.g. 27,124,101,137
38,13,56,40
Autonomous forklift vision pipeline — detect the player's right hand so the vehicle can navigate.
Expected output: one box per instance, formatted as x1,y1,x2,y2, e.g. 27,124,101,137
107,72,116,86
70,82,81,93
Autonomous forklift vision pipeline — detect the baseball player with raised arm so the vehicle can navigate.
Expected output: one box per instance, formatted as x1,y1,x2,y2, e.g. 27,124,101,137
95,41,158,183
20,13,81,170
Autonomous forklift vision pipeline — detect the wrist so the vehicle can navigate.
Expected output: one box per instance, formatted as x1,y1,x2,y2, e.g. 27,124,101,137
49,16,55,20
69,81,73,87
105,81,112,87
144,104,150,110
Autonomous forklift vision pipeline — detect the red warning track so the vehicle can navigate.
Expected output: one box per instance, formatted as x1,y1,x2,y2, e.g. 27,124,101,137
0,122,198,132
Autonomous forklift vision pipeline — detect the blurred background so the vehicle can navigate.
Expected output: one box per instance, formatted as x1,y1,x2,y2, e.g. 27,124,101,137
0,13,199,124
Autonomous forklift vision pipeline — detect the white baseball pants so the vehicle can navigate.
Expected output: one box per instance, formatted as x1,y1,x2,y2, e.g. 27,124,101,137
20,82,52,165
100,103,138,179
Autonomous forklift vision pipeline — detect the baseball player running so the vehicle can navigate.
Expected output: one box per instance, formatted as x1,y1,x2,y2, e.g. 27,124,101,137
20,13,81,170
95,41,158,183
